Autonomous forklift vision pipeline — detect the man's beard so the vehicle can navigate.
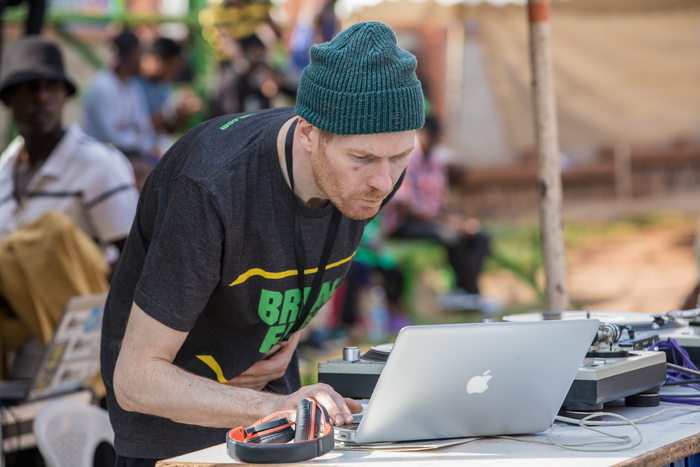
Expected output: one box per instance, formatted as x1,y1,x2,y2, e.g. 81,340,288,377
310,145,390,220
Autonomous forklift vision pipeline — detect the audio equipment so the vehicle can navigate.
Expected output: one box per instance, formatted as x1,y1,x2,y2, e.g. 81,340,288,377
226,398,334,463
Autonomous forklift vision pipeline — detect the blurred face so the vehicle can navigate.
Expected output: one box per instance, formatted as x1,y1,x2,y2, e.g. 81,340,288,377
245,44,266,67
121,47,143,76
309,129,415,220
3,79,66,138
141,53,183,81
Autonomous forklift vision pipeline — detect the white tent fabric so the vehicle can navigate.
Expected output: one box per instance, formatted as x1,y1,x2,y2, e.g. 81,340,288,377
344,1,700,166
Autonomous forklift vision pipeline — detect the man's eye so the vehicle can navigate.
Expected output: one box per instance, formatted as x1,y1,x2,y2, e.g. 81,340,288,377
390,154,409,164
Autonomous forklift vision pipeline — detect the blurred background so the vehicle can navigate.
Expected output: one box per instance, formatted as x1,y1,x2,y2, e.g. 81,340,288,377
1,1,700,464
1,0,699,371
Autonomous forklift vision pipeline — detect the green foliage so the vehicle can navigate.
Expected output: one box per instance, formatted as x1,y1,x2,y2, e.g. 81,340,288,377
485,222,545,301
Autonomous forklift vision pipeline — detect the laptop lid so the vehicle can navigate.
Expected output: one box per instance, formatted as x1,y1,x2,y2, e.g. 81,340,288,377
349,318,600,444
25,292,108,401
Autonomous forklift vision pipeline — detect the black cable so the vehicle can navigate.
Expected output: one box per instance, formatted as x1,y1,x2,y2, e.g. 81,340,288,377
663,378,700,386
667,363,700,377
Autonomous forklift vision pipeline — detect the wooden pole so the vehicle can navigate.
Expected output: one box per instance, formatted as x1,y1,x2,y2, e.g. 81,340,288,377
527,0,570,312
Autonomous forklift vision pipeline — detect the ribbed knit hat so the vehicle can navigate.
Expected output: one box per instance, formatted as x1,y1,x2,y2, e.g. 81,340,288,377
296,21,424,135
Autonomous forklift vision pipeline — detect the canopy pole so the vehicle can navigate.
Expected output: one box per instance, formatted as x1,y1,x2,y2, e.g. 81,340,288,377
527,0,570,313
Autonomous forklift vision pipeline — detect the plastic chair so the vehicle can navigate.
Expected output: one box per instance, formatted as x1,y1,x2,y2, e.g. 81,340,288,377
33,399,115,467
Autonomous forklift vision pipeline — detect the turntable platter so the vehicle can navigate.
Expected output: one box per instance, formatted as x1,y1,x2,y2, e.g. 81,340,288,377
362,343,394,362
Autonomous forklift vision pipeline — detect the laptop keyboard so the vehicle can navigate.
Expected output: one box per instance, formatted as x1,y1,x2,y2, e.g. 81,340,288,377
336,423,359,431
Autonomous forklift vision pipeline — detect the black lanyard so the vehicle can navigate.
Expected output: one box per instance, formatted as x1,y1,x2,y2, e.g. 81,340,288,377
283,119,341,339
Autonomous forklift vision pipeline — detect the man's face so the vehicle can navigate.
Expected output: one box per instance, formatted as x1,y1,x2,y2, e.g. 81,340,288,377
122,47,143,76
310,129,415,220
4,79,66,138
141,54,183,81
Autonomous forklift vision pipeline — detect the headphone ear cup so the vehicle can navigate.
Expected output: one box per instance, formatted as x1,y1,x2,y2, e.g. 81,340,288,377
294,398,322,442
244,418,295,444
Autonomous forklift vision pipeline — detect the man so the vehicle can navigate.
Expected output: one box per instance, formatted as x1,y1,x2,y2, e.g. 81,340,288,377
208,33,295,118
101,21,424,465
134,37,201,150
0,37,138,255
0,37,138,375
82,29,157,161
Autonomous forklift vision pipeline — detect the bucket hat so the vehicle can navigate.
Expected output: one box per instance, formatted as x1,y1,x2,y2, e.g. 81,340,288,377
0,36,77,97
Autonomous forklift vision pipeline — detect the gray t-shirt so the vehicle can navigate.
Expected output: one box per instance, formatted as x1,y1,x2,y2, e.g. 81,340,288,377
101,107,369,459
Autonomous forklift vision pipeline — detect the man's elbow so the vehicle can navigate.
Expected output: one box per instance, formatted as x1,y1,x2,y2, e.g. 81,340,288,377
113,357,141,413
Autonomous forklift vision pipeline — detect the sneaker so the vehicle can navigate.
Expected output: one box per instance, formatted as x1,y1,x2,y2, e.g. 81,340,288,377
439,288,482,312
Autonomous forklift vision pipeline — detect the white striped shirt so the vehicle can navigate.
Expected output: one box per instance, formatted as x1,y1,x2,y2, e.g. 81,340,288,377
0,124,139,248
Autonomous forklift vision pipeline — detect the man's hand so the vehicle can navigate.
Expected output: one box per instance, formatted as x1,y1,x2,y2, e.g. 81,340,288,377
226,332,301,390
272,383,363,426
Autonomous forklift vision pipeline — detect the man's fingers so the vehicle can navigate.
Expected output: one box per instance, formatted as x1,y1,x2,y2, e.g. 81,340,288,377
267,343,295,363
278,331,301,349
344,397,364,414
301,384,355,426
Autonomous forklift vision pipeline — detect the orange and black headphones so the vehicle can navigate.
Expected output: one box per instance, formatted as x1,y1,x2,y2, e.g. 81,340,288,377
226,398,334,463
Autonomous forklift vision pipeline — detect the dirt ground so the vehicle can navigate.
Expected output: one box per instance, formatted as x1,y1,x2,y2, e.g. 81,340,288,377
480,190,700,317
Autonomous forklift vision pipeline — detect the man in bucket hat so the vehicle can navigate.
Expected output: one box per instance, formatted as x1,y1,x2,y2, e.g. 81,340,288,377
101,21,424,465
0,38,138,384
0,36,138,267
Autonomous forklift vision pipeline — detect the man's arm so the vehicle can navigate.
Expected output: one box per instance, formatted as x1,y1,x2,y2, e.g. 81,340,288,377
113,303,360,427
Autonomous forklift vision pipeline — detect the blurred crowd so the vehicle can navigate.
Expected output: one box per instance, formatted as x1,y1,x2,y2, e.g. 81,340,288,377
0,0,496,388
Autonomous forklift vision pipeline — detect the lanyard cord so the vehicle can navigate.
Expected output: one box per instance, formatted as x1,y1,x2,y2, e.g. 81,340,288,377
283,119,341,338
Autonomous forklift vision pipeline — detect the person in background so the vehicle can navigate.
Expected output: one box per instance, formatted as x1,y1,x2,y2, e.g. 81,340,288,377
82,29,157,162
199,0,283,119
134,36,201,158
0,0,46,64
209,33,295,118
0,37,138,381
330,214,407,344
101,21,424,465
198,0,280,65
382,115,492,311
287,0,339,76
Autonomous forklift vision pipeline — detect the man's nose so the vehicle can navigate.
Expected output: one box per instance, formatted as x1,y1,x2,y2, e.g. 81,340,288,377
368,159,393,194
33,81,55,103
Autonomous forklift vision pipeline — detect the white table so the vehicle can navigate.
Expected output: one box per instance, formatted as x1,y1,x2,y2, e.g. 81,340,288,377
157,401,700,467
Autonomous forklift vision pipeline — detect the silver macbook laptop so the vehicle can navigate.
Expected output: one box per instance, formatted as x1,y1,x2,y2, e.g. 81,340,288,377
335,318,600,444
0,292,107,404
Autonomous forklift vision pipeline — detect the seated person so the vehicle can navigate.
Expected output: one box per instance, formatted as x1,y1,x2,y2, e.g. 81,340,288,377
382,115,491,310
82,29,157,161
0,37,139,378
332,215,407,344
134,36,201,157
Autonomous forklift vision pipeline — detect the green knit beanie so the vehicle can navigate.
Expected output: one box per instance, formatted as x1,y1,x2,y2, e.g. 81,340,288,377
296,21,425,135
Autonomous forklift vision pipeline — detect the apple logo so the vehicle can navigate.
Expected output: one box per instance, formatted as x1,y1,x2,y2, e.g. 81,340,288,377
466,370,492,394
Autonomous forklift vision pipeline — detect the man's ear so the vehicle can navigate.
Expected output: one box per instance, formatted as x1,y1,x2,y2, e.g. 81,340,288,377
296,117,316,152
